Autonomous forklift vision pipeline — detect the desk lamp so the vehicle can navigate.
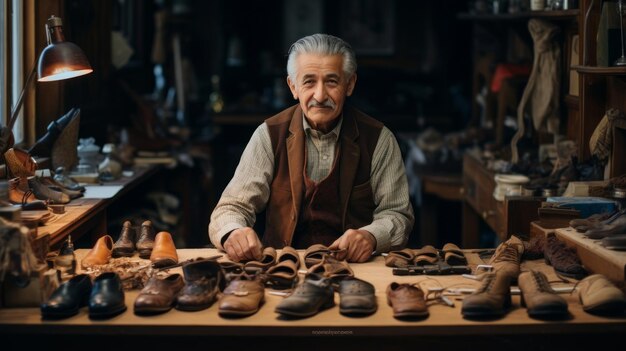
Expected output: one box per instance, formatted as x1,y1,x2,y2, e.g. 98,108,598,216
1,15,93,154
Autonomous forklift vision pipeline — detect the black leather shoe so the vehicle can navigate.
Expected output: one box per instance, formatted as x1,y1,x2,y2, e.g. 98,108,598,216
89,272,127,319
274,273,334,318
29,108,79,158
112,221,136,258
53,166,85,192
41,274,92,319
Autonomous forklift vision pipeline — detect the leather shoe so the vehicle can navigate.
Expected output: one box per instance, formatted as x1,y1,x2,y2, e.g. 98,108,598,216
134,273,184,315
218,273,265,317
386,282,428,319
89,272,127,319
177,258,225,311
40,274,92,319
136,220,156,259
266,246,300,289
307,254,353,283
244,247,277,272
112,221,136,258
81,235,113,269
275,273,334,318
461,272,511,319
544,233,587,279
578,274,626,316
150,231,178,268
338,277,377,316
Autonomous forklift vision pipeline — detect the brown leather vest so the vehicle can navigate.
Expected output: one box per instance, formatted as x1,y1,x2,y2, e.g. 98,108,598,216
263,104,383,249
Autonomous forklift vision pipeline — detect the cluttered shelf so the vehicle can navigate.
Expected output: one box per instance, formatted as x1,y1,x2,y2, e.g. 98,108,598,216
34,165,162,250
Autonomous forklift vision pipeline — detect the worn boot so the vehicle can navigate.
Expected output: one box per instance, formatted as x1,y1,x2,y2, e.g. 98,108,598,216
136,220,156,259
176,258,225,311
488,235,524,281
461,272,512,319
518,270,568,319
112,221,136,258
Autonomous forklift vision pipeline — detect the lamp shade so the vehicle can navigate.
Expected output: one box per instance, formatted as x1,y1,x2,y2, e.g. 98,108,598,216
37,15,92,82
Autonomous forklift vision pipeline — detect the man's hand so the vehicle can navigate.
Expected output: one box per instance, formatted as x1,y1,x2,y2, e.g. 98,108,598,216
328,229,376,263
223,227,263,262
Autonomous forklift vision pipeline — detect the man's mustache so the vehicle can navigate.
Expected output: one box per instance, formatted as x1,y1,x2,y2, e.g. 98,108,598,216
308,99,335,109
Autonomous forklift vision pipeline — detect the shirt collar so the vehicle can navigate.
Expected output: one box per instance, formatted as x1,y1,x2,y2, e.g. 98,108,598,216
302,112,343,139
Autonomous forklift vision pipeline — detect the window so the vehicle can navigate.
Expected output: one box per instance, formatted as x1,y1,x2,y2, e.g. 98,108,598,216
0,1,7,125
0,0,25,146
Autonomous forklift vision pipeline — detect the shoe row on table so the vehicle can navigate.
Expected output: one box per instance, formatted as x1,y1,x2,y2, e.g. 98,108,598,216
41,241,375,320
384,235,626,319
570,208,626,250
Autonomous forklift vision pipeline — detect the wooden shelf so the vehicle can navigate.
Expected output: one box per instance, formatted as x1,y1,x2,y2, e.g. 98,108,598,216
572,65,626,75
457,9,579,21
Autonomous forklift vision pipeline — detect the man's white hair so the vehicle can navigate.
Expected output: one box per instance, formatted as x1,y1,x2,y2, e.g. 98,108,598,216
287,33,357,81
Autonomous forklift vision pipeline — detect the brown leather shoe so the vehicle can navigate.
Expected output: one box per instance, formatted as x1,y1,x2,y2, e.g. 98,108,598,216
112,221,135,258
518,270,568,319
303,244,346,268
244,246,277,272
150,231,178,268
461,272,512,319
442,243,467,265
489,235,524,281
134,273,184,315
136,220,156,259
384,248,415,268
177,258,225,311
218,274,265,317
8,177,37,204
544,233,587,279
413,245,440,266
81,235,113,269
266,246,300,289
307,254,354,283
386,282,428,319
4,147,37,178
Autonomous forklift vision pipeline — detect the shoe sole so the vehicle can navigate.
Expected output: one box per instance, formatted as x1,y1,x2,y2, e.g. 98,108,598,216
339,306,378,317
41,308,79,320
275,299,335,318
89,305,127,319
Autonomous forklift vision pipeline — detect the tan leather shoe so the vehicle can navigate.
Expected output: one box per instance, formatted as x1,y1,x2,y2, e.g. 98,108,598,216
150,231,178,268
518,270,568,319
81,235,113,269
218,274,265,317
578,274,626,316
386,282,428,319
489,235,524,281
461,272,512,319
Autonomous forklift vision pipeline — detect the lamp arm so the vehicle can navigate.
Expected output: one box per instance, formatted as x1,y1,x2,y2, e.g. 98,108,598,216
8,62,37,131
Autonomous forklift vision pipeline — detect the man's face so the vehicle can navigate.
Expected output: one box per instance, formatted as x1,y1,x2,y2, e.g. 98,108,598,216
287,53,356,132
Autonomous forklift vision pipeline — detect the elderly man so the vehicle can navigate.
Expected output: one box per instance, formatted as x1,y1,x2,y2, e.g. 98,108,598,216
209,33,413,263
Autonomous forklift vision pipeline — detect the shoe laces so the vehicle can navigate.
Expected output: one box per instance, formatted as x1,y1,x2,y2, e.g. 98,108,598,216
491,243,520,264
530,271,553,293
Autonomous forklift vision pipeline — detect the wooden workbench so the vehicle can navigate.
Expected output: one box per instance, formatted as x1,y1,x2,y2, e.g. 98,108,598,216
1,248,625,351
